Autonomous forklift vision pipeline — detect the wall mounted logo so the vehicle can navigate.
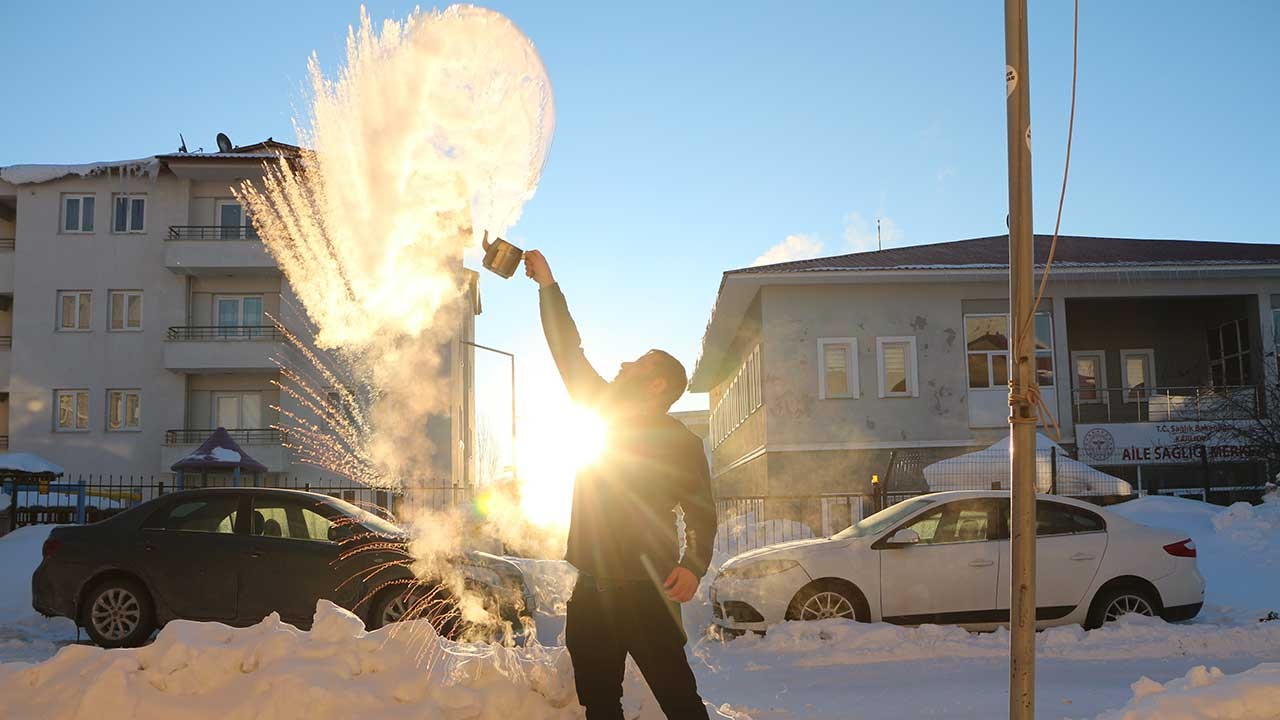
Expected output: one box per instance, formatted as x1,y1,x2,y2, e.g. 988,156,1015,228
1082,428,1115,463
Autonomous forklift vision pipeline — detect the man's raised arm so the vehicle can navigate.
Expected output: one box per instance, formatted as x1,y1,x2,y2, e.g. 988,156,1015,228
524,250,608,406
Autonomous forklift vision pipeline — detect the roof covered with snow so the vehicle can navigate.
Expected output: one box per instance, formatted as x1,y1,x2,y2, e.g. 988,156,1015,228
0,138,301,186
170,428,268,473
0,453,64,476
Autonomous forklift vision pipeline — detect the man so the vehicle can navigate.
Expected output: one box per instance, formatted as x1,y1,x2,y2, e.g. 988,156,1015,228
524,249,716,720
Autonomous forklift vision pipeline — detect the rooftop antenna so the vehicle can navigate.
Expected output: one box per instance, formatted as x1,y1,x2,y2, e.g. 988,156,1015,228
215,132,234,153
178,133,189,153
877,218,882,251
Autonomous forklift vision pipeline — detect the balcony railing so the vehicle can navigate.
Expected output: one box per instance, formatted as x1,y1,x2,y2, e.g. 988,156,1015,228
0,239,14,250
166,326,283,341
0,336,10,348
0,435,8,450
167,226,260,241
1073,385,1260,424
164,428,286,446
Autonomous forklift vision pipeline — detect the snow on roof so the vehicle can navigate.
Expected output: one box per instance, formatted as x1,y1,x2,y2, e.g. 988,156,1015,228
210,447,241,463
0,453,64,476
0,157,161,185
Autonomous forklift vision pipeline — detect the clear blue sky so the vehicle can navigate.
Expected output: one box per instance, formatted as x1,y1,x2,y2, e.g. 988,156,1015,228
4,1,1278,417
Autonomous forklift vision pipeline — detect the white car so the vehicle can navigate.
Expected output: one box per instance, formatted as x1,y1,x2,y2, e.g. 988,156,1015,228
711,491,1204,633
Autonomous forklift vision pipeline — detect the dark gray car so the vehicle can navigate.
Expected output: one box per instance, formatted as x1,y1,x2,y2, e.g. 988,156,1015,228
31,487,533,648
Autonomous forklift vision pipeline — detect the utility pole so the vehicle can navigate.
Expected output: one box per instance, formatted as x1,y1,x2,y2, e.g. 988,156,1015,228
1004,1,1038,718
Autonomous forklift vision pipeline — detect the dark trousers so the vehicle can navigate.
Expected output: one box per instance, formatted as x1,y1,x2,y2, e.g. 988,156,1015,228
565,575,710,720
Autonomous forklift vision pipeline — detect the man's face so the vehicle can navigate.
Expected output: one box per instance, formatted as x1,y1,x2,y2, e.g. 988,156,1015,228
610,351,666,408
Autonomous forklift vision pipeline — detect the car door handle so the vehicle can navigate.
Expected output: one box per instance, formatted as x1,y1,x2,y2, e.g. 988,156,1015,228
247,551,263,559
1070,553,1096,561
968,559,994,568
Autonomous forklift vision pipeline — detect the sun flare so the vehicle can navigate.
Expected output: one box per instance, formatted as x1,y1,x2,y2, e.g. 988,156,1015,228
516,404,608,528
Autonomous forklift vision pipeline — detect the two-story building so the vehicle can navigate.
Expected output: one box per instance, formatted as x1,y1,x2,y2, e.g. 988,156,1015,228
691,235,1280,526
0,138,478,490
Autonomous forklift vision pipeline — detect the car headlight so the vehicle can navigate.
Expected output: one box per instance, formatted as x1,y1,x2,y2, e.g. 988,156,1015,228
719,559,800,580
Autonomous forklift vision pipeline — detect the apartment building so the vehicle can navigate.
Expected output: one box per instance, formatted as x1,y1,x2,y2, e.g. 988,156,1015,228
0,138,478,488
691,235,1280,524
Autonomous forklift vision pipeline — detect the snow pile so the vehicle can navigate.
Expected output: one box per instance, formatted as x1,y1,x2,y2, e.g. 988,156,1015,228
708,614,1280,668
0,601,579,720
0,157,160,185
0,525,77,663
1110,494,1280,620
1094,663,1280,720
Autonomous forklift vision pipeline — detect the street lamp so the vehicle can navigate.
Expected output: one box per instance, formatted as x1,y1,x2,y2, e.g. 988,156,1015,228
460,340,517,484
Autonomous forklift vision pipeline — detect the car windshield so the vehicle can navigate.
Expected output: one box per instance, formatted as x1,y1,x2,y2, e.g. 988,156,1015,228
832,496,937,540
325,497,406,537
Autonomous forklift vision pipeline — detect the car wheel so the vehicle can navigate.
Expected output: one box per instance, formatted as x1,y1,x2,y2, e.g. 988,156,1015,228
369,583,462,639
82,577,156,649
787,581,866,622
1086,584,1160,629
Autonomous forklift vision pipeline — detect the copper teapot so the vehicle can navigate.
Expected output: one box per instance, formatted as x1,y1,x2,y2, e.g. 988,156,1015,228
480,231,524,279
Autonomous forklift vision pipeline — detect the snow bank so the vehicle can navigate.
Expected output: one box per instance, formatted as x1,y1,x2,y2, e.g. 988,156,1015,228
1110,494,1280,621
0,525,77,663
1095,663,1280,720
708,614,1280,668
0,157,160,185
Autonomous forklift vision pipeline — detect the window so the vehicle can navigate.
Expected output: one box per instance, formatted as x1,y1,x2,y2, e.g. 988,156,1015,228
895,499,997,545
217,200,256,240
965,313,1054,389
818,338,858,399
214,295,265,338
62,194,95,233
54,389,90,432
112,194,146,233
1035,500,1105,536
57,290,91,331
107,389,141,431
1207,319,1250,387
109,291,143,331
876,336,918,398
1121,349,1155,402
710,344,763,448
1071,351,1106,404
145,496,240,534
213,392,263,429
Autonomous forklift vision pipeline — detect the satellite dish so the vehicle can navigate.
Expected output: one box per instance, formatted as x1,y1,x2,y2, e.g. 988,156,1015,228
216,133,234,153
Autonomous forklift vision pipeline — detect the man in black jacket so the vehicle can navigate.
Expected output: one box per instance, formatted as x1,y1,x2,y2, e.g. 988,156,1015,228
524,249,716,720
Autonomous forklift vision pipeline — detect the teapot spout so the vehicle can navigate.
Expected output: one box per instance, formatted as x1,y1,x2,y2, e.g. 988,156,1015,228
481,229,492,251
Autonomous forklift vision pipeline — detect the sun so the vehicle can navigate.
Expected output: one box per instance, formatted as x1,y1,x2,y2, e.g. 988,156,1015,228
515,402,608,528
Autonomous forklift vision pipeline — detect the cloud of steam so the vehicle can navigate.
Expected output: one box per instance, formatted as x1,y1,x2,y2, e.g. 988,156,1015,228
751,233,824,266
238,4,568,625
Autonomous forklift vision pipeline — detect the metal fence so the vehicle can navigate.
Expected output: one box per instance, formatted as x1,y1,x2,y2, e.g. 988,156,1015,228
1,474,474,534
1072,386,1260,424
166,326,284,341
715,493,869,558
167,225,260,241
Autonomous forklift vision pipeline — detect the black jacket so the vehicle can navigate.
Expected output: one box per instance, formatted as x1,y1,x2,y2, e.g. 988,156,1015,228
539,283,716,582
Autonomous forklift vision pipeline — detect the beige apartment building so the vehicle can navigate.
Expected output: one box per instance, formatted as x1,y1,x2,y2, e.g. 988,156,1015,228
691,235,1280,528
0,138,478,489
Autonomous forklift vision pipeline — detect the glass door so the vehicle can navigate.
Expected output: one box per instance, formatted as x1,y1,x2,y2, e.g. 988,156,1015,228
215,296,264,339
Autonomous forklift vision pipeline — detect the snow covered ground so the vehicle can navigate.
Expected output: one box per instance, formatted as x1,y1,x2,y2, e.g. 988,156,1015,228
1,494,1277,719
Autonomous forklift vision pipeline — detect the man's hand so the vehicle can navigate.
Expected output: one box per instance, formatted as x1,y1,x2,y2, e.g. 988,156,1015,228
523,249,555,288
663,566,699,603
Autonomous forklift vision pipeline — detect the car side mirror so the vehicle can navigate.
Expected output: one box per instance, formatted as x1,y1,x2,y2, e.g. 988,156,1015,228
886,529,921,547
327,523,354,542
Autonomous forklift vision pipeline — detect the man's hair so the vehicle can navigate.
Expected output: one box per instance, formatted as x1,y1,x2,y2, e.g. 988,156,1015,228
649,349,688,410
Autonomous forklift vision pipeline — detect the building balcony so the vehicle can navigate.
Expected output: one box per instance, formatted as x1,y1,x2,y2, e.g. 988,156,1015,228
1072,385,1260,425
0,336,10,390
0,239,13,294
163,326,284,372
164,226,279,276
161,428,289,474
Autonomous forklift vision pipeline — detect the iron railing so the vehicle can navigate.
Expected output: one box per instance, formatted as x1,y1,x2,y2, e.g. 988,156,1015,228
0,239,14,250
1,473,472,533
0,435,8,450
0,336,11,348
1073,385,1260,424
166,325,283,341
167,225,260,241
164,428,286,446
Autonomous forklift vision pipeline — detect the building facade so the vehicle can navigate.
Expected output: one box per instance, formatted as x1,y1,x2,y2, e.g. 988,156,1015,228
691,236,1280,529
0,139,478,489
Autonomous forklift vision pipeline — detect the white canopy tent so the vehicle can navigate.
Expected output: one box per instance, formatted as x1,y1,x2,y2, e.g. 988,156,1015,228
923,434,1132,497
